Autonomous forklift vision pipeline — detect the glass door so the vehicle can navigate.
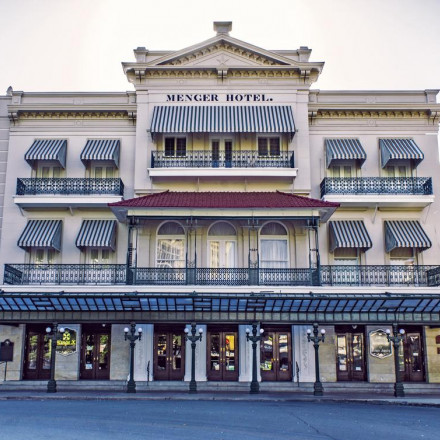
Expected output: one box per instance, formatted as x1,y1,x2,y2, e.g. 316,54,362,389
225,140,232,168
399,330,425,382
212,140,220,167
209,240,236,268
207,328,238,381
154,328,185,380
260,330,292,381
336,327,366,381
80,329,111,380
23,326,51,380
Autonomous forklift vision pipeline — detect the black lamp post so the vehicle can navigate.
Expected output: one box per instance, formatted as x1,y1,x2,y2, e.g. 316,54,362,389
46,324,65,393
184,323,203,394
246,323,264,394
307,323,326,396
124,323,143,393
386,324,405,398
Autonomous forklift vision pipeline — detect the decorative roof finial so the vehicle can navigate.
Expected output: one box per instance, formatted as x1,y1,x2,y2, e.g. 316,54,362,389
213,21,232,36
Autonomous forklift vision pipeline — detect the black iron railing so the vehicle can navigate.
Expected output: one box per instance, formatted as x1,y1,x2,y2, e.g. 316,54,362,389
16,178,124,196
151,150,295,168
5,264,440,286
320,177,433,198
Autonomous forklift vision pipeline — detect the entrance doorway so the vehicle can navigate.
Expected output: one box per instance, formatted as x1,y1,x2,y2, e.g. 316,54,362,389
399,327,425,382
80,325,111,380
23,325,51,380
260,328,292,381
211,138,233,168
153,326,185,380
207,327,238,381
335,326,366,381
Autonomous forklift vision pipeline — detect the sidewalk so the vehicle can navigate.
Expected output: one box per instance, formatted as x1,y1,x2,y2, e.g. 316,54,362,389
1,389,440,407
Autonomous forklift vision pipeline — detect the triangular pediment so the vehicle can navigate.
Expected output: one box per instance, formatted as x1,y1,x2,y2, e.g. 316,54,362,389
148,35,296,68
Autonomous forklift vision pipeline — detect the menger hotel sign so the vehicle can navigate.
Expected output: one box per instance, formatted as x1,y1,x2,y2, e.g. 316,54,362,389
166,93,274,102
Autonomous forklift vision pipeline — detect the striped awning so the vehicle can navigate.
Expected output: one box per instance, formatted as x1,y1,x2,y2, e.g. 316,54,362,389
18,220,62,251
385,220,431,252
380,139,424,168
80,140,120,168
150,106,295,136
329,220,372,252
25,139,67,168
75,220,117,250
326,139,366,168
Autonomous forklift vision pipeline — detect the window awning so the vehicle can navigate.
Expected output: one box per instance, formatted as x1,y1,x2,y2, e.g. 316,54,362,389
80,139,120,168
25,139,67,168
380,139,424,168
150,106,295,137
329,220,372,252
325,139,366,168
385,220,431,252
18,220,62,251
75,220,117,250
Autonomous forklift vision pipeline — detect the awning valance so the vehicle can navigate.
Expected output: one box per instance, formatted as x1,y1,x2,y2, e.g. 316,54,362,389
329,220,372,252
326,139,366,168
25,139,67,168
75,220,117,250
385,220,431,252
80,139,120,168
380,139,424,168
150,106,295,136
18,220,62,251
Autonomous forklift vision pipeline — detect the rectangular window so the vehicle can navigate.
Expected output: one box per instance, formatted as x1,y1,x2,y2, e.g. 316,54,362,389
258,138,280,156
164,138,186,157
89,248,111,264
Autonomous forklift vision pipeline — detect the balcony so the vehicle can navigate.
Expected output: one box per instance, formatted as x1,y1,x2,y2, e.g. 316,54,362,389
149,150,297,178
320,177,434,208
14,178,125,209
5,264,440,287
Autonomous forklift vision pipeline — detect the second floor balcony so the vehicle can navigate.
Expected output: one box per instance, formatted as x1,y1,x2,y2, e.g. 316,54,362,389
149,150,297,178
321,177,434,208
14,178,125,209
5,263,440,287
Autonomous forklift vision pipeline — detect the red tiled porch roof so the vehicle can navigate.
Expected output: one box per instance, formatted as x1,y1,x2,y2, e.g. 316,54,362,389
109,191,339,209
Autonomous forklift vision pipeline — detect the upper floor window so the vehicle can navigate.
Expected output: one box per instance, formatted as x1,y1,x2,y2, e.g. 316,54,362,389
37,164,62,178
258,137,280,156
92,165,116,178
156,221,185,268
33,248,56,265
208,222,237,268
165,137,186,157
330,165,353,178
385,165,408,178
89,248,111,264
259,222,288,268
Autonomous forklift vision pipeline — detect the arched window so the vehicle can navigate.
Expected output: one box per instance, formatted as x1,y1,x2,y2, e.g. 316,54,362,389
208,222,237,268
156,222,185,268
260,222,288,268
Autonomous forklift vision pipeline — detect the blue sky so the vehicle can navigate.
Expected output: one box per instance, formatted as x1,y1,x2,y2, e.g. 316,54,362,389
0,0,439,93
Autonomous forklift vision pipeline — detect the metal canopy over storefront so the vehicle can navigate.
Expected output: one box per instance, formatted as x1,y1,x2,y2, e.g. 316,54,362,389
1,291,439,324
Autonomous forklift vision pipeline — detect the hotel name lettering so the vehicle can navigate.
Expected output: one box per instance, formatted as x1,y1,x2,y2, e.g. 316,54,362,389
166,94,273,102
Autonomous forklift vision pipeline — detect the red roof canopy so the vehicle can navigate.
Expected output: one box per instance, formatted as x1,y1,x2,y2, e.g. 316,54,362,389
109,191,339,209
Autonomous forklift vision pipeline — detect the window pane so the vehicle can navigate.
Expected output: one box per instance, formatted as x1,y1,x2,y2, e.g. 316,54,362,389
102,249,110,262
157,239,184,268
210,241,220,268
106,167,114,178
270,138,280,156
94,167,103,178
258,138,268,156
260,222,287,235
158,222,185,235
91,249,99,263
208,222,236,236
42,167,50,178
53,167,61,178
176,138,186,157
332,166,341,178
260,240,288,268
165,138,175,156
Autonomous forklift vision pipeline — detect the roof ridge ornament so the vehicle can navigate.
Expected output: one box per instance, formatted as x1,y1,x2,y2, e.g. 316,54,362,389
213,21,232,36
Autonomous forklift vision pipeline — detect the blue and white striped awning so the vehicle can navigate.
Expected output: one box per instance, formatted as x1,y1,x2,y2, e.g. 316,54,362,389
75,220,117,250
80,140,120,168
18,220,62,251
385,220,431,252
326,139,366,168
329,220,372,252
150,106,295,136
25,139,67,168
380,139,424,168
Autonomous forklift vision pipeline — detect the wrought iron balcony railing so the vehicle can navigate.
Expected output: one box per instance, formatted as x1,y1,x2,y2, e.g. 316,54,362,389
5,264,440,287
320,177,433,198
151,150,295,168
16,178,124,196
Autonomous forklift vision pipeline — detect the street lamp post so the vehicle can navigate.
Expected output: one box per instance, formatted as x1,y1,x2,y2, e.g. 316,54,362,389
184,323,203,394
246,323,264,394
386,324,405,398
124,323,143,393
307,323,326,396
46,324,65,393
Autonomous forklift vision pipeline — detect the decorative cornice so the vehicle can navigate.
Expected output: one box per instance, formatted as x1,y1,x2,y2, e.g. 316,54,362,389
8,110,137,122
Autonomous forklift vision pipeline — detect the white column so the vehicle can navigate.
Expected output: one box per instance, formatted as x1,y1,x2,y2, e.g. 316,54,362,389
239,324,262,382
292,325,315,382
184,324,207,382
134,324,154,381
